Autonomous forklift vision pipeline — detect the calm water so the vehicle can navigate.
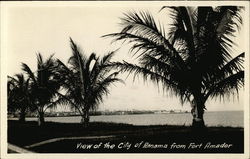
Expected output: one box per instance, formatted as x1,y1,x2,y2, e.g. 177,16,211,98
22,111,243,127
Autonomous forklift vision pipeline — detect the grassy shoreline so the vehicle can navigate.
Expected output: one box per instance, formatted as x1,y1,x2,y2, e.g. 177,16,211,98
8,120,244,153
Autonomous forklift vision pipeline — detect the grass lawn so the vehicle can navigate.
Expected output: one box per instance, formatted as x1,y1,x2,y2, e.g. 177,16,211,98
8,120,244,153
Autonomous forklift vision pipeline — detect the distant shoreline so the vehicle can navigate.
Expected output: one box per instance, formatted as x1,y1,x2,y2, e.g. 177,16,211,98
8,110,244,118
8,111,244,128
42,110,244,118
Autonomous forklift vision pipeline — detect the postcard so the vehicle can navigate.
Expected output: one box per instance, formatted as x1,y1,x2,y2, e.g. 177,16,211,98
1,1,249,159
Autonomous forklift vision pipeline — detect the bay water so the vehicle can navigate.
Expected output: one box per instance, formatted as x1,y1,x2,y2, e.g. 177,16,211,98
22,111,243,127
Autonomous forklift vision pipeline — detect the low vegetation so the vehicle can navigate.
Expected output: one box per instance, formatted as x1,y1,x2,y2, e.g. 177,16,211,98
8,120,243,153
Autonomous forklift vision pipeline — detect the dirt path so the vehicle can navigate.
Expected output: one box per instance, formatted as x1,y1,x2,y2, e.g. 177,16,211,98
25,135,117,149
8,143,35,153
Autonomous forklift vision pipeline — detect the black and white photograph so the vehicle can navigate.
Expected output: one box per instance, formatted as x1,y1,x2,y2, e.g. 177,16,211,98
0,1,249,158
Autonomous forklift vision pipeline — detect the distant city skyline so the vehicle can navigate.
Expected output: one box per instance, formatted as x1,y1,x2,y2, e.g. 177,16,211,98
4,2,246,112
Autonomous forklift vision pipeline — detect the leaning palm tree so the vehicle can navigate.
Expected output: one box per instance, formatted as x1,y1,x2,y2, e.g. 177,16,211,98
56,38,122,126
7,74,31,123
103,6,244,128
22,53,61,126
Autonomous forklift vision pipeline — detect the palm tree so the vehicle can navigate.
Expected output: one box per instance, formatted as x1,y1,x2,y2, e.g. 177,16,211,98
7,74,31,123
22,53,61,126
56,38,123,126
103,6,244,128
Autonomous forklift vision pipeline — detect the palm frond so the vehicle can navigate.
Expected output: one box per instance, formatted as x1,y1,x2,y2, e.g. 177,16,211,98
161,6,196,59
205,71,244,100
112,61,177,89
37,53,43,66
21,63,37,84
218,52,244,76
103,32,187,72
216,6,243,37
104,6,244,108
121,11,164,36
68,38,87,72
57,39,123,115
7,73,33,113
90,74,123,110
8,75,19,84
56,59,75,78
100,49,118,65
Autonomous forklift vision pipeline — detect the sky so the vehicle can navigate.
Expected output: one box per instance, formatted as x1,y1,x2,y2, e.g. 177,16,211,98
3,2,247,112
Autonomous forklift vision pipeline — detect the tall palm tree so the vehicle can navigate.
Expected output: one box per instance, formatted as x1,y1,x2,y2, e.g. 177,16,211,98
22,53,61,126
103,6,244,128
7,74,31,123
56,38,123,126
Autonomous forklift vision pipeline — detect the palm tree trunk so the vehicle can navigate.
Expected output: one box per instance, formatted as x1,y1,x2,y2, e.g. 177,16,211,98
191,98,205,128
81,109,90,127
19,107,26,123
38,111,45,126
